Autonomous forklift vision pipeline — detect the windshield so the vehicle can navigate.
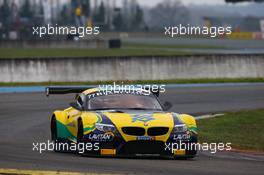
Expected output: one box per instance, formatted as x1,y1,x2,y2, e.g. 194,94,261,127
88,94,162,111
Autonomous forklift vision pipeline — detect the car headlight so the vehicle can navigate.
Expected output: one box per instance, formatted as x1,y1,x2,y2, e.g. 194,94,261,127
95,123,116,133
173,124,188,133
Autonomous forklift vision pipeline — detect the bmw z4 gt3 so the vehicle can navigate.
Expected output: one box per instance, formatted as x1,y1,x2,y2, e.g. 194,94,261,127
47,86,198,158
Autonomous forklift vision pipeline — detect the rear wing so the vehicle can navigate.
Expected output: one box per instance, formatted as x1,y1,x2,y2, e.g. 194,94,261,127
143,87,160,97
45,86,94,96
45,85,160,97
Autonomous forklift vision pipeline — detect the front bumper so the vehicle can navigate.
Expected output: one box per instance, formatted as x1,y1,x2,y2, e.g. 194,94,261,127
81,122,198,157
81,135,198,157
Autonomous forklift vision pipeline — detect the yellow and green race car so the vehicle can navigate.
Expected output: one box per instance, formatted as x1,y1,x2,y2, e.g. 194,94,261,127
47,86,198,158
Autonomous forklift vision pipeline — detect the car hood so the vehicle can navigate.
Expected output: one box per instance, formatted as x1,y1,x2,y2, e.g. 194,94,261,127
100,110,175,128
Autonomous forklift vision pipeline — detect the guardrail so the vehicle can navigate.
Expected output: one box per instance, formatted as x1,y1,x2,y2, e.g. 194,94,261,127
0,54,263,82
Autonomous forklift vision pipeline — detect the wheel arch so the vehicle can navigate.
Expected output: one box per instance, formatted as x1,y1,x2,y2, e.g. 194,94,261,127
179,114,198,133
51,111,70,139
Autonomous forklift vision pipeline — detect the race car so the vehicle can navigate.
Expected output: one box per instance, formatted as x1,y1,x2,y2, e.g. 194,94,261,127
47,86,198,158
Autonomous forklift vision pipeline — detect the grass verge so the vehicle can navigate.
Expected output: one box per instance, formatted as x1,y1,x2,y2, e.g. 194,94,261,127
123,42,226,50
198,109,264,152
0,78,263,87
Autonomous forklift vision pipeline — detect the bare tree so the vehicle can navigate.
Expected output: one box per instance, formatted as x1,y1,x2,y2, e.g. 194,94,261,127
146,0,190,30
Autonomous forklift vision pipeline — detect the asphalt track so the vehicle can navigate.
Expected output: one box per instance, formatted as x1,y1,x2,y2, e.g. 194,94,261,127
0,84,264,175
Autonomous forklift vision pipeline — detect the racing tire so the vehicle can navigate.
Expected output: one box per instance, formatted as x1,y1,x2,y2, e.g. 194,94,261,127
51,116,57,141
51,116,68,152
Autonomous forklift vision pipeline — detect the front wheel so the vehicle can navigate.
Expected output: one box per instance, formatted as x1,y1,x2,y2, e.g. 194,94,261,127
50,116,67,152
77,119,85,155
51,116,57,141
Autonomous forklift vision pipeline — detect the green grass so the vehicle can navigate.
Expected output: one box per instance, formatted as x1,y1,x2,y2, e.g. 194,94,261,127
0,48,188,58
198,109,264,151
0,78,263,87
0,42,226,58
123,42,226,50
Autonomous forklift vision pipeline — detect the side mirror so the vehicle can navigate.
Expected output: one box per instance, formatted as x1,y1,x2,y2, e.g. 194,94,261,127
69,102,83,111
163,101,172,111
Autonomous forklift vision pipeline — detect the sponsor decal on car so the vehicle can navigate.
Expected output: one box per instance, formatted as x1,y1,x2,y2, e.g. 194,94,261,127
173,133,191,141
137,136,155,141
87,132,114,141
